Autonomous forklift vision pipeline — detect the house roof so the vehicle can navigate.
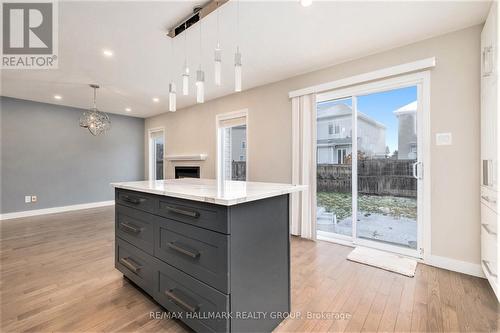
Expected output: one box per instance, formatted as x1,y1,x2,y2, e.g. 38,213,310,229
394,101,417,115
317,103,386,129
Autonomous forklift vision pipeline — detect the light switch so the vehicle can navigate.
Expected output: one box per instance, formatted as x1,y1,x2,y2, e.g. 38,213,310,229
25,196,31,203
436,132,452,146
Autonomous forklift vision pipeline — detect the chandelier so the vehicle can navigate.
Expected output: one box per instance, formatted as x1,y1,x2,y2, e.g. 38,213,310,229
79,84,111,136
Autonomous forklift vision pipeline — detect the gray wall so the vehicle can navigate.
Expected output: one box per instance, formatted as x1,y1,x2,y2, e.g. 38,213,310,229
0,97,145,214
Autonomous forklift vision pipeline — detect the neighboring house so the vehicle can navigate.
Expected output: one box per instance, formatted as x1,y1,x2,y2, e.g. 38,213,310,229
394,101,417,160
317,104,386,164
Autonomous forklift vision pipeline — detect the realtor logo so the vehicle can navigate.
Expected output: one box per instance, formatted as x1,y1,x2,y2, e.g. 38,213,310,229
2,1,58,68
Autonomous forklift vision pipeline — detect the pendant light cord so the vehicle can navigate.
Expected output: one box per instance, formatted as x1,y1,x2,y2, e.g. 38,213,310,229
170,37,173,79
237,0,239,46
216,1,220,47
93,87,97,110
199,16,202,68
184,22,187,66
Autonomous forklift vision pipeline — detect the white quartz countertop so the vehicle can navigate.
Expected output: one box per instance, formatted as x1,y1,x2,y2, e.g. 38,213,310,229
111,178,306,206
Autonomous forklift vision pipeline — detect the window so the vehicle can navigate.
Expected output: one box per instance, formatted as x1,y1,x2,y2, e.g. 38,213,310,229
328,123,333,135
335,124,340,134
148,129,164,180
216,110,248,181
337,148,347,164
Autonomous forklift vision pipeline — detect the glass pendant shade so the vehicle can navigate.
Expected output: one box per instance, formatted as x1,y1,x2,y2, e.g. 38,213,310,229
196,69,205,103
79,84,111,136
169,82,177,112
214,44,222,86
234,47,242,92
182,63,189,96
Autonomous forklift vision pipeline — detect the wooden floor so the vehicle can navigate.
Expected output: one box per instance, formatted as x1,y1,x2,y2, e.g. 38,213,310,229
1,207,498,332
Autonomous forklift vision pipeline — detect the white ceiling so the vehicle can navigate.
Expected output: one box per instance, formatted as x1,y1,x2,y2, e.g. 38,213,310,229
1,0,491,118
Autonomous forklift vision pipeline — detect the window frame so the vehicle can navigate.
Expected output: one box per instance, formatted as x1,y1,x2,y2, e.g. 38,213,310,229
215,109,249,182
147,127,165,180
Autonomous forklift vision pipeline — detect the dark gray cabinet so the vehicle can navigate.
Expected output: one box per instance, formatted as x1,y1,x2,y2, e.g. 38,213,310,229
114,189,290,333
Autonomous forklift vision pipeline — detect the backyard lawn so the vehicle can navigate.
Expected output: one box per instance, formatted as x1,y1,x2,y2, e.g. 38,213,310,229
317,191,417,220
316,191,418,248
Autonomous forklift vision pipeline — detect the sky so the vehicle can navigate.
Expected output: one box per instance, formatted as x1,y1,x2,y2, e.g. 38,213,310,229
317,86,417,153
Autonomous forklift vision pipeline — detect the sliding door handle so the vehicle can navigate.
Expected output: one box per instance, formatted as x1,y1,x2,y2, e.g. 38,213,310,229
119,257,142,273
165,289,199,312
163,205,200,218
167,242,200,259
412,161,422,180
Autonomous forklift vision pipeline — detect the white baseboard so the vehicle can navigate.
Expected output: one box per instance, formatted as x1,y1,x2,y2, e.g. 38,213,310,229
425,254,485,278
315,235,485,279
0,200,115,221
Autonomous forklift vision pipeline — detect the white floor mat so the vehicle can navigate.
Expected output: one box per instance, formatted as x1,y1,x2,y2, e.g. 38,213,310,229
347,246,417,277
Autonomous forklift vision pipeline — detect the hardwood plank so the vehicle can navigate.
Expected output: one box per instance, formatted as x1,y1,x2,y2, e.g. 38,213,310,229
1,207,498,333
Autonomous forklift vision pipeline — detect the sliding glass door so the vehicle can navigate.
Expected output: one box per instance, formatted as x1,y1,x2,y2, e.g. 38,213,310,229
316,75,425,258
355,87,419,252
316,97,353,239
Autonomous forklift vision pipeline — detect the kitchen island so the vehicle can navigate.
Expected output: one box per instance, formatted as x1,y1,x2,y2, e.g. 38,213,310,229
111,178,305,333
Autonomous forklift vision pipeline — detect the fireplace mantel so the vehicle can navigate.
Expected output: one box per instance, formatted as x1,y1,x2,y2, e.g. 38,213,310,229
165,154,207,161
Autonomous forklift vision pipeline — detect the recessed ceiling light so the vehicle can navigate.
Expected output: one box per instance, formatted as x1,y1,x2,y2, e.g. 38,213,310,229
54,95,62,100
152,97,160,103
103,49,114,57
125,107,131,112
300,0,312,7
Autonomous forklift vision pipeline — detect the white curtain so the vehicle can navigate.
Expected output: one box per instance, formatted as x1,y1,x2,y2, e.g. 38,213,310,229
290,94,317,240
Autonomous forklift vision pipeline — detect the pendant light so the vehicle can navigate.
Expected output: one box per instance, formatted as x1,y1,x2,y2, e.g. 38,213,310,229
79,84,111,136
169,83,177,111
182,23,190,96
234,0,242,92
214,1,222,86
169,38,177,112
196,68,205,103
196,19,205,103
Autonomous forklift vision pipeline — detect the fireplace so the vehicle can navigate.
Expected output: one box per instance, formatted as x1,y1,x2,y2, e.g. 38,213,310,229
175,166,200,179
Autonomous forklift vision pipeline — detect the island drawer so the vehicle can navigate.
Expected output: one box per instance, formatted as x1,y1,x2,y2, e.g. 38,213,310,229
116,189,158,213
154,260,229,333
155,216,229,293
116,238,155,295
157,197,229,234
116,205,155,255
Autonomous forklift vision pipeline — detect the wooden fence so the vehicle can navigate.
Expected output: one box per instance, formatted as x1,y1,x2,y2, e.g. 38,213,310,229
232,161,246,181
317,159,417,197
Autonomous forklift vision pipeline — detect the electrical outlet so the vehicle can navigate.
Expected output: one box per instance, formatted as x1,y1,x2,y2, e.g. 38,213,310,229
25,196,31,203
31,195,37,202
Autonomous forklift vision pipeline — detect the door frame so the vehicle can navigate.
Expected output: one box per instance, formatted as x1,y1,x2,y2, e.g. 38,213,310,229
215,109,249,182
316,71,431,259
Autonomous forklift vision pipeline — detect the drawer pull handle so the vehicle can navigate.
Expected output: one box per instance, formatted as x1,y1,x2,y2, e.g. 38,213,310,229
482,223,497,236
122,195,146,205
165,289,199,312
482,260,497,278
119,257,142,273
481,195,497,204
119,222,142,234
163,205,200,218
167,242,200,259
